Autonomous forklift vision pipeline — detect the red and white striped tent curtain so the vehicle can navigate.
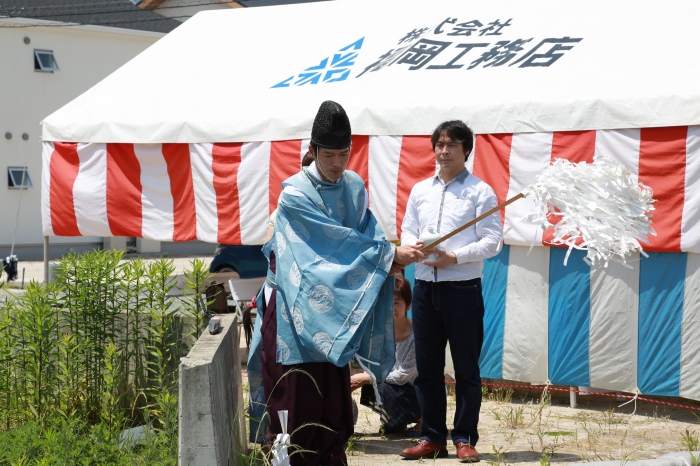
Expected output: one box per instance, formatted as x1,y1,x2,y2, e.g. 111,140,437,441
42,126,700,254
42,126,700,401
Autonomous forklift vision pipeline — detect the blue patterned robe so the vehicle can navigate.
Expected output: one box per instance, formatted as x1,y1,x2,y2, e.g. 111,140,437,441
272,167,396,378
247,167,396,442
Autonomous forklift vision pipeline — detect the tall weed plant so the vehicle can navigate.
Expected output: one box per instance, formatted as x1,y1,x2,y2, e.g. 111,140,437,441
0,249,212,463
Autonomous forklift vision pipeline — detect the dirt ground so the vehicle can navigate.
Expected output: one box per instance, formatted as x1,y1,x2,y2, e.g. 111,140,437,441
347,385,700,465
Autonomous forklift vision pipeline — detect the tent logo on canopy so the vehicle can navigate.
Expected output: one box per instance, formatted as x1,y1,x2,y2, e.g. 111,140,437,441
271,38,365,88
272,16,582,89
355,17,582,76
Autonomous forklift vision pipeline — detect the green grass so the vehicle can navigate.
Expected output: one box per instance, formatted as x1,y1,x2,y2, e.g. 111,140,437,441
0,250,215,465
0,417,176,465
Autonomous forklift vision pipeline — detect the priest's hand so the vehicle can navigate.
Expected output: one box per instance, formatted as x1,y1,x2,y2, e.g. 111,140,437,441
393,243,424,265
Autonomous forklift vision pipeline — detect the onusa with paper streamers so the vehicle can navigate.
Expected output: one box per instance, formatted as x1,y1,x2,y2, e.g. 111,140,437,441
422,155,656,268
522,155,656,267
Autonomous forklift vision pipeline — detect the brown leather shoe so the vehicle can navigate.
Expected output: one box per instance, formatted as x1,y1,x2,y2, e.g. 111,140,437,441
456,442,480,462
400,439,448,460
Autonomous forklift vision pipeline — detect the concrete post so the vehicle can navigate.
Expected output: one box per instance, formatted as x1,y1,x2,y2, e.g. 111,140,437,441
179,314,247,465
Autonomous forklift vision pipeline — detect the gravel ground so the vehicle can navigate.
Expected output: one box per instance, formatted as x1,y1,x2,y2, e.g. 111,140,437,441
347,386,700,465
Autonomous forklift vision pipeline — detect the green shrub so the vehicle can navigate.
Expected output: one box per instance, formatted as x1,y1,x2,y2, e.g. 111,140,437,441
0,250,213,465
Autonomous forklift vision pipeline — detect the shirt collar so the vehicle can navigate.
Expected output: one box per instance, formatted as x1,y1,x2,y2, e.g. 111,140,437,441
434,167,469,186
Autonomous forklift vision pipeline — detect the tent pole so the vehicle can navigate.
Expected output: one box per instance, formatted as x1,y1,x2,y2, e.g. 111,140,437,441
43,236,49,283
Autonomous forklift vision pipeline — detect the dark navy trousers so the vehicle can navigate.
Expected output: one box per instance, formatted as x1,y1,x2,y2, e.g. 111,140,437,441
412,278,484,446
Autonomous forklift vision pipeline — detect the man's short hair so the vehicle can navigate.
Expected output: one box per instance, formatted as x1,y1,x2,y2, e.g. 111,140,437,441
431,120,474,154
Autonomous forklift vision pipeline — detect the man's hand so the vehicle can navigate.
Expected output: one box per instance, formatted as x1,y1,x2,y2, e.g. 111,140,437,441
422,248,458,268
393,243,424,265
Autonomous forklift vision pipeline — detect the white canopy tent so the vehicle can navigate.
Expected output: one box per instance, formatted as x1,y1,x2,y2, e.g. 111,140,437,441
40,0,700,401
42,0,700,143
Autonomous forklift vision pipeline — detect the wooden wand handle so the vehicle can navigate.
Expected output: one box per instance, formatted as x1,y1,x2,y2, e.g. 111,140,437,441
420,193,525,252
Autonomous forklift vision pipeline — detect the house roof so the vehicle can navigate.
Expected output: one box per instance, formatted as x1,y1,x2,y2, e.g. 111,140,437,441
236,0,329,6
0,0,182,33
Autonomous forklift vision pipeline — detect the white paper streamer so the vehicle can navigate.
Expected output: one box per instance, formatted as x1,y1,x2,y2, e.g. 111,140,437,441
354,354,383,407
271,410,290,466
522,155,656,267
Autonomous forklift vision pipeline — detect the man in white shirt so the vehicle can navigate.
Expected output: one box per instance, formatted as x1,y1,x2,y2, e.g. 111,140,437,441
400,120,502,462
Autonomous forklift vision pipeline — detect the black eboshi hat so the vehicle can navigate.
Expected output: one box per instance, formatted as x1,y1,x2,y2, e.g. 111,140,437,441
310,100,352,149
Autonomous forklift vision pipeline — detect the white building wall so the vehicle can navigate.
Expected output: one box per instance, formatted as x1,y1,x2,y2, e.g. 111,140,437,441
0,17,164,260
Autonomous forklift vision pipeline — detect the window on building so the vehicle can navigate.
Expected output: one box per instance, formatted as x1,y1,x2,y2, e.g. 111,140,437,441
8,167,33,189
34,49,60,72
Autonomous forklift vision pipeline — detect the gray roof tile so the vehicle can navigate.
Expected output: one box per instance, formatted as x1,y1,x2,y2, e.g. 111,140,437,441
0,0,182,33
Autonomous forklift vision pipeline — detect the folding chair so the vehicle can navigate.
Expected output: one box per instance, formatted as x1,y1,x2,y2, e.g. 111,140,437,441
227,277,266,322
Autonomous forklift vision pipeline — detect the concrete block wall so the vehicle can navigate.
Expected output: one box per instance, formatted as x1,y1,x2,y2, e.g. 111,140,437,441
179,314,247,465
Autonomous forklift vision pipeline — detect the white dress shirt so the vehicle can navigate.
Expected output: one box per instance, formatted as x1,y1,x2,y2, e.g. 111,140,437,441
401,169,503,282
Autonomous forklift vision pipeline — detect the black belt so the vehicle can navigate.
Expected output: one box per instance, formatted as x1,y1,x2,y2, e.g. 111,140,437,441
417,278,481,286
460,278,481,286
